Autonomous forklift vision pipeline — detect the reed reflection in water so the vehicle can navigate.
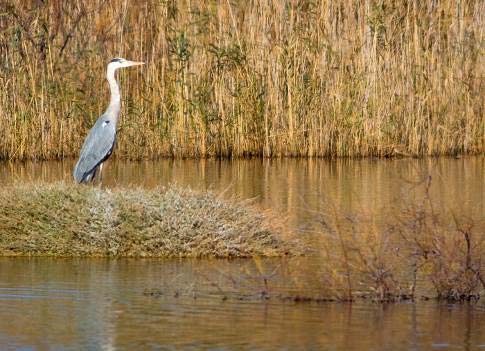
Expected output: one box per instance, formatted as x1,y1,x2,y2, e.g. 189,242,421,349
0,157,483,231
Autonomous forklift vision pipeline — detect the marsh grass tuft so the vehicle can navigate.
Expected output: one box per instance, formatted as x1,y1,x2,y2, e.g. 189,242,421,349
0,183,290,257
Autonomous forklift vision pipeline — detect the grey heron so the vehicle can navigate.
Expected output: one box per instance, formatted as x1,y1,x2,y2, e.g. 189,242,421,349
73,57,144,183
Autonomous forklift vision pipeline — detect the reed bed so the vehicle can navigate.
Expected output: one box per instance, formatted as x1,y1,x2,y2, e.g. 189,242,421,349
0,182,290,257
0,0,483,160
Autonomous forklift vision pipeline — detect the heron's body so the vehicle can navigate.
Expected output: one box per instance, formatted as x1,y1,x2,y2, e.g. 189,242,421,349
73,58,144,183
73,114,116,182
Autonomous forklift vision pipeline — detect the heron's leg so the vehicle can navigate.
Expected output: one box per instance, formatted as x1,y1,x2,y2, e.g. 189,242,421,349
98,163,104,185
99,163,103,179
90,168,97,183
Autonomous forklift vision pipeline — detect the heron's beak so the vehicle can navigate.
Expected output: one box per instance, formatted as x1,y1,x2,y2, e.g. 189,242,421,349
127,60,145,67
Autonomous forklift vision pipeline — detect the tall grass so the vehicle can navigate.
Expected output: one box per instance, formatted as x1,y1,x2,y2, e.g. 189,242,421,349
0,0,483,160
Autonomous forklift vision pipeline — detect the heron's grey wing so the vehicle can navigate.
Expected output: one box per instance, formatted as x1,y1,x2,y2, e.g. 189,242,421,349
73,118,116,183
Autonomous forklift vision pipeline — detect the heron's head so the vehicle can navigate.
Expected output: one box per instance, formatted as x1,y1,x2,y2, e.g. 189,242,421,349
108,57,145,70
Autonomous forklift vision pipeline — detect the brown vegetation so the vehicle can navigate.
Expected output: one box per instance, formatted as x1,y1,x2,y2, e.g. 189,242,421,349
192,177,485,304
0,183,290,257
317,177,485,302
0,0,483,160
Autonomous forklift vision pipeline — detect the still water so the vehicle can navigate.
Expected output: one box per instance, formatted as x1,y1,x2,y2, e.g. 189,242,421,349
0,157,484,350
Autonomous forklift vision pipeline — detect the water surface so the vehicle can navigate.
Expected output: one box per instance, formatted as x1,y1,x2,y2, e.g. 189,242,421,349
1,157,483,229
1,258,485,350
0,157,484,350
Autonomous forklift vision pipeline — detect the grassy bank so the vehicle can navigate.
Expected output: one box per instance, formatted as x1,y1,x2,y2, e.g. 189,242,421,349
0,0,483,160
0,183,289,257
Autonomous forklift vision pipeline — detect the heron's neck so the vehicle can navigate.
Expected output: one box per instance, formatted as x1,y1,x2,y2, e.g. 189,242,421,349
106,66,121,124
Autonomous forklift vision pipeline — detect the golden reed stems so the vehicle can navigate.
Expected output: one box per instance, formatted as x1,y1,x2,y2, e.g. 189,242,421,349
0,0,483,160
